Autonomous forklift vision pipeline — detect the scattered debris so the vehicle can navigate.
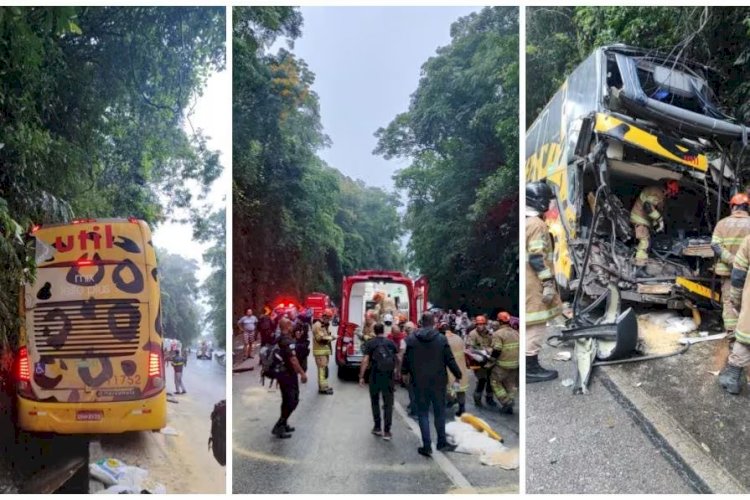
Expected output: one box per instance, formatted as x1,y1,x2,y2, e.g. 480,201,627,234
548,437,557,443
708,370,720,376
159,426,179,436
480,447,519,469
679,333,727,345
633,382,643,387
638,313,689,355
459,413,502,442
89,458,166,494
701,442,711,453
561,378,574,387
553,351,572,361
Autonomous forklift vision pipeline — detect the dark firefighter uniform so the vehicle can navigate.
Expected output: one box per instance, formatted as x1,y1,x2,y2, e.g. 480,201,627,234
630,185,667,266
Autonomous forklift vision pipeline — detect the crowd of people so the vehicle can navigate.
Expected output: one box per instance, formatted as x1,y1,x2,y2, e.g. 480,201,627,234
237,300,519,458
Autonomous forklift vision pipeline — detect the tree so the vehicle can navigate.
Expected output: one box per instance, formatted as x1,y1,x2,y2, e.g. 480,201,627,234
375,7,519,314
194,207,226,348
156,249,202,344
232,7,404,315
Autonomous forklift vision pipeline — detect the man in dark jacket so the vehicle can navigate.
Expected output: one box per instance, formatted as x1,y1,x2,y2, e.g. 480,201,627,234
402,312,463,457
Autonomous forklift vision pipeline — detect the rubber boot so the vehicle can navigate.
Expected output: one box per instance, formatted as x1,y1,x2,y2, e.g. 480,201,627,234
485,394,497,407
526,355,558,383
498,400,514,414
719,364,745,395
473,392,483,407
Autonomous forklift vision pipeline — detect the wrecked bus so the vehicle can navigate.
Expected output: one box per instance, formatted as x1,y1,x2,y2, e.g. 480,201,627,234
526,44,748,312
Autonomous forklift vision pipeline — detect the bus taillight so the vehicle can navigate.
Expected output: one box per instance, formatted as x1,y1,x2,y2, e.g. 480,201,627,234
148,351,162,378
16,347,30,382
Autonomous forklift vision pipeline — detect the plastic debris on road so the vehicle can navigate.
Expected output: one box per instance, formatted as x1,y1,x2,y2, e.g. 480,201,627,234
553,351,572,361
89,458,166,494
561,378,574,387
160,426,179,436
445,415,517,469
480,447,519,469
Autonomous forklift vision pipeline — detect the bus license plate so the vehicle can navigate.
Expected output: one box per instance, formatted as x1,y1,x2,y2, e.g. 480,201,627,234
76,410,103,421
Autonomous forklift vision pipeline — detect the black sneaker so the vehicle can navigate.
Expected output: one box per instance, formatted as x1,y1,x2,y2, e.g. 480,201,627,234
372,428,383,437
436,442,457,452
382,431,392,441
272,426,292,439
284,425,295,432
417,446,432,458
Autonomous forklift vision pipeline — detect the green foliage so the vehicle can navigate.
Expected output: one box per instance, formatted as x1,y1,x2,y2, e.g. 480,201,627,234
375,7,519,314
156,249,202,345
233,6,404,315
0,7,225,348
527,7,750,126
193,207,226,348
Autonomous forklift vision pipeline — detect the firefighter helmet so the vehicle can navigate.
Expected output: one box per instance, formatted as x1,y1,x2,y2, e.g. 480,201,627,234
526,181,554,213
665,179,680,198
730,193,750,207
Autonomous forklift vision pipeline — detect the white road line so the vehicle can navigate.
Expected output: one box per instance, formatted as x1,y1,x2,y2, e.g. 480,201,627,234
393,400,476,493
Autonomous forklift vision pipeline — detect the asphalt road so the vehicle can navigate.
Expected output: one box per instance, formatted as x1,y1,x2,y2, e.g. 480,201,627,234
91,354,226,493
526,331,695,494
233,329,519,494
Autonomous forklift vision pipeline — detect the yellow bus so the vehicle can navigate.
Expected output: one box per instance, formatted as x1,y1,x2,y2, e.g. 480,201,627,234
526,44,747,309
16,218,167,433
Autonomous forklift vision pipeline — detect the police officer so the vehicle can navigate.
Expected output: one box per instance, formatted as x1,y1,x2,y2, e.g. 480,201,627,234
465,315,496,407
312,308,337,395
488,312,519,414
526,181,561,383
273,318,308,439
712,193,750,337
630,180,679,274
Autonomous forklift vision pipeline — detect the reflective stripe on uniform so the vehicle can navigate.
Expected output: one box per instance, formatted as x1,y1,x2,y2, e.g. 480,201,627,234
630,213,651,226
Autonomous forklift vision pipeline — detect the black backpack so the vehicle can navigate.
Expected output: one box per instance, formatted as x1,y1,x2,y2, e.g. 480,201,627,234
209,399,226,466
372,340,396,373
260,343,285,383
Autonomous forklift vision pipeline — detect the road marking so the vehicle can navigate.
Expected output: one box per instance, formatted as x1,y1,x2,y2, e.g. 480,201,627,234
393,400,476,493
234,446,298,464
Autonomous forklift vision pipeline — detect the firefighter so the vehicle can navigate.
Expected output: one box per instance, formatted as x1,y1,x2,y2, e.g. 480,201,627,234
630,180,680,272
362,310,377,342
465,315,495,407
488,311,518,414
312,308,337,395
719,233,750,394
711,193,750,337
441,321,470,417
372,291,386,322
526,181,561,383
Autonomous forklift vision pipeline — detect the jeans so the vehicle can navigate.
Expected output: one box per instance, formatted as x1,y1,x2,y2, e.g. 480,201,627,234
415,386,447,449
276,371,300,428
369,372,394,432
407,382,416,414
174,370,186,393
